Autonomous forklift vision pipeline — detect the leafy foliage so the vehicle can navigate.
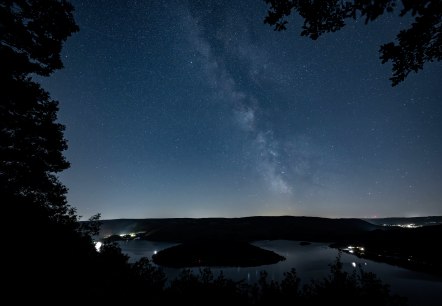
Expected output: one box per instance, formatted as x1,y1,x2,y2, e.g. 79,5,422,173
81,213,103,236
0,0,79,77
264,0,442,86
1,1,95,302
157,254,407,305
302,254,407,305
1,0,79,224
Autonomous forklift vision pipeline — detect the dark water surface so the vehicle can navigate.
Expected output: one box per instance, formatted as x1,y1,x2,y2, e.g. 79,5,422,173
119,240,442,306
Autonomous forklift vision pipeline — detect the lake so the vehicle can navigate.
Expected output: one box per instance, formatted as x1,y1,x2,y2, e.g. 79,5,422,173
118,240,442,306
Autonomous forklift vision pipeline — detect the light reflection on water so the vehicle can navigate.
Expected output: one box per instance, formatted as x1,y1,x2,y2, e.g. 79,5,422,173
118,240,442,306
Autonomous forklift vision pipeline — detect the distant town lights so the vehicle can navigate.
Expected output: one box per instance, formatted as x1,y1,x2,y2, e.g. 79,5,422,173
382,223,421,228
343,245,365,254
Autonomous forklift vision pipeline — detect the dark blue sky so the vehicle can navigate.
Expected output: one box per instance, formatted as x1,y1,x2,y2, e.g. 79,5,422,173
41,0,442,219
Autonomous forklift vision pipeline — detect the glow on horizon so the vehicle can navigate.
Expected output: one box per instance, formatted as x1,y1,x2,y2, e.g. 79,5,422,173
45,0,441,220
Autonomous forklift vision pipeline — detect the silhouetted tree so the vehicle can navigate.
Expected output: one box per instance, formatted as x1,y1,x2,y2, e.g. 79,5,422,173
264,0,442,86
159,256,406,305
255,271,283,305
1,0,79,77
280,268,301,301
131,257,167,291
1,0,78,223
82,213,103,236
0,1,102,302
302,254,407,305
165,268,247,306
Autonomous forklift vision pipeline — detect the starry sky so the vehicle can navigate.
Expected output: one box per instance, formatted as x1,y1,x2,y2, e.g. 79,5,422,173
40,0,442,220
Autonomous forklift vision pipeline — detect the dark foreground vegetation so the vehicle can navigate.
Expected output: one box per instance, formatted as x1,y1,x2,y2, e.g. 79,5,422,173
95,245,409,305
41,239,409,305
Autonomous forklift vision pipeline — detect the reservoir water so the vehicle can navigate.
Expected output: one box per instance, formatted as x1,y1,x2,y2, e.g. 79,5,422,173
118,240,442,306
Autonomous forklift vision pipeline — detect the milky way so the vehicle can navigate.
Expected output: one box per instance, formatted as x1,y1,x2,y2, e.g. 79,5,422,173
41,0,442,219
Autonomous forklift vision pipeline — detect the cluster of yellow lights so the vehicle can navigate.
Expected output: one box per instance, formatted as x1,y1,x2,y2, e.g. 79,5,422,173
344,246,365,253
382,223,421,228
119,232,137,238
398,223,420,228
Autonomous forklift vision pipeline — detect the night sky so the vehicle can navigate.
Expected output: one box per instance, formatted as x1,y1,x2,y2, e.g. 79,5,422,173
40,0,442,220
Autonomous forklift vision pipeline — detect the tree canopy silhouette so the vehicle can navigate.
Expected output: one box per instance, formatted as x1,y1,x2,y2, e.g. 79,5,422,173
1,0,78,223
264,0,442,86
1,2,163,302
1,0,79,77
0,1,94,301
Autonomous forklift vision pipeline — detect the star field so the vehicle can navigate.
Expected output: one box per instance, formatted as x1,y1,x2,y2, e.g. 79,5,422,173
41,0,442,219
